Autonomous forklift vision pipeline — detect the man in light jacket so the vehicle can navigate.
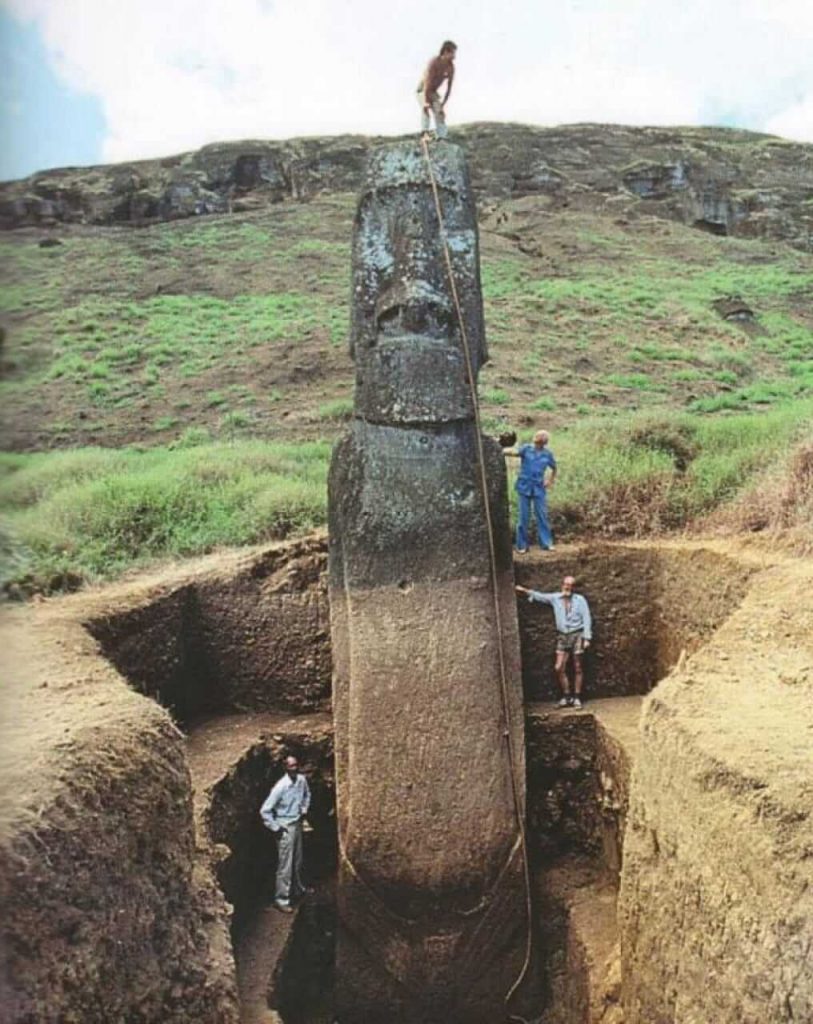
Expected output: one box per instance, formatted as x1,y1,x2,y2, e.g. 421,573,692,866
260,755,311,913
516,575,592,709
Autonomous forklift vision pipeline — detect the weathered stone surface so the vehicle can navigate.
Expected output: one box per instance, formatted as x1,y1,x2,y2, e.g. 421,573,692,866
1,124,811,250
350,144,485,426
328,140,528,1022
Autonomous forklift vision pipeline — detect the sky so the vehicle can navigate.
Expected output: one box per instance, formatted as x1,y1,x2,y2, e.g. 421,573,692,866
2,0,813,181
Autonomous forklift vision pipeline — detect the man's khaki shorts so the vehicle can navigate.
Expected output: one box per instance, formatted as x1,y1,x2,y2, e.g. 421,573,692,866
556,631,586,655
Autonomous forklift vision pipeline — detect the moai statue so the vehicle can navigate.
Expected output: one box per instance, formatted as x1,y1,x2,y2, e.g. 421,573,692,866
328,141,527,1023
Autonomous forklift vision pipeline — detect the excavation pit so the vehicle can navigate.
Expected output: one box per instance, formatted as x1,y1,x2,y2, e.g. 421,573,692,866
2,535,811,1024
184,699,642,1023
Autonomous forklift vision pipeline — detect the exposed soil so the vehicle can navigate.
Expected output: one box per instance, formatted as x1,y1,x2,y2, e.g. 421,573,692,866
183,709,335,1023
84,536,331,725
1,533,811,1023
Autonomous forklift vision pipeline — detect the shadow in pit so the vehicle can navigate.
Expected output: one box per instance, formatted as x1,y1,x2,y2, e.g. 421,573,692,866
514,544,755,701
272,896,337,1024
204,738,337,930
223,704,634,1024
82,538,332,730
199,731,337,1023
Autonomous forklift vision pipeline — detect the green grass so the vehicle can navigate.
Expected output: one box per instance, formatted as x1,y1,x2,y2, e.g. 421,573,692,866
544,399,813,532
317,397,353,420
0,440,330,588
1,193,809,450
3,397,811,592
605,372,662,392
481,387,511,406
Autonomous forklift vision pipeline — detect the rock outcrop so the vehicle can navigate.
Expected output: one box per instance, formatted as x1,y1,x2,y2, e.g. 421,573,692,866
328,141,528,1022
2,124,811,251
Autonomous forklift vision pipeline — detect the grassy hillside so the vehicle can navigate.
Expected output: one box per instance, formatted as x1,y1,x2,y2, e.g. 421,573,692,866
1,189,811,450
1,164,811,592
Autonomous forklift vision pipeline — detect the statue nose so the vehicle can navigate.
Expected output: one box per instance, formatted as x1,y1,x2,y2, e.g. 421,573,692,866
376,293,454,338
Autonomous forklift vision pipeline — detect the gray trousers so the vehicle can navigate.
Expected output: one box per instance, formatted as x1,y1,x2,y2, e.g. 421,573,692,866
417,89,447,138
275,821,305,905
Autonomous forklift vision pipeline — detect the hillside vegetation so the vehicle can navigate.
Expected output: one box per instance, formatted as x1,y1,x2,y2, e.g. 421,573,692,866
1,125,811,592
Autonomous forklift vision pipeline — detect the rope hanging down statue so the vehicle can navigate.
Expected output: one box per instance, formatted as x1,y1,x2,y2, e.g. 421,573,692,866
328,140,533,1024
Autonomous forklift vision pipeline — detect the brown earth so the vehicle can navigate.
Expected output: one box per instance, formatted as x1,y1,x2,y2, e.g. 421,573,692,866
1,533,811,1022
619,548,813,1024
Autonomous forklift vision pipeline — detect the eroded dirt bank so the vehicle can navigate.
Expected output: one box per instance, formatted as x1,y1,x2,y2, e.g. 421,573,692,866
1,533,810,1023
0,611,239,1023
619,553,813,1023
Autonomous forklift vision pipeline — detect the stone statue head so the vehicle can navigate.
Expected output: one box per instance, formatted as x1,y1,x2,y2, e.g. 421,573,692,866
350,142,486,425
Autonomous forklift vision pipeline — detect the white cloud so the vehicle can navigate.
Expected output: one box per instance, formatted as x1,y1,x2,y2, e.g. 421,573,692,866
4,0,813,165
766,94,813,141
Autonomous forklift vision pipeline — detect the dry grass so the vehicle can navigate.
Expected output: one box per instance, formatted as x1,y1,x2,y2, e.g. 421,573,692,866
699,438,813,554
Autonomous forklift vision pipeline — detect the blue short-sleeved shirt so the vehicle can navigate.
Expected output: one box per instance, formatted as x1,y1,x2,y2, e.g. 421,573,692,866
515,444,557,496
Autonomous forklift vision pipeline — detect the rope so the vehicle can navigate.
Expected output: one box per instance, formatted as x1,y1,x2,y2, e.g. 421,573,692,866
420,134,534,1010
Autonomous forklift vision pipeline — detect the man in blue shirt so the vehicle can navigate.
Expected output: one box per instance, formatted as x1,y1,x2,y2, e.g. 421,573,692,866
506,430,557,552
516,575,592,709
260,755,312,913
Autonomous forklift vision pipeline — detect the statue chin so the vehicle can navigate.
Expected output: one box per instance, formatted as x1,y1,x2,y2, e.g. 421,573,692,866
355,333,474,425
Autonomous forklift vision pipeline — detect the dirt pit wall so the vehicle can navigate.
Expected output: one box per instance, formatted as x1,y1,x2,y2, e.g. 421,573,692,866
85,537,331,725
0,610,239,1024
515,545,755,699
85,536,757,724
202,722,336,921
619,555,813,1024
1,533,804,1024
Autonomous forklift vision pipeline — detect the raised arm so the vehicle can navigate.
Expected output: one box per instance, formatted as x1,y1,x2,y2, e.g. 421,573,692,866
515,586,556,605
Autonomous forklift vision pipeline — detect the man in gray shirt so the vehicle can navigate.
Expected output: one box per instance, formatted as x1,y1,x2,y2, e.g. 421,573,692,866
516,575,592,709
260,754,312,913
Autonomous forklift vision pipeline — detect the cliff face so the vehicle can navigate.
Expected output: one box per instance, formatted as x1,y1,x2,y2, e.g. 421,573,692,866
2,122,812,251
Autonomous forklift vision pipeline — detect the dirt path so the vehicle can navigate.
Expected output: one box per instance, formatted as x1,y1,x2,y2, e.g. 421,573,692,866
233,904,292,1024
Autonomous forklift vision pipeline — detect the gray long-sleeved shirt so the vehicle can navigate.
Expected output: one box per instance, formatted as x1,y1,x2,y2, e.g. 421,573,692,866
527,590,592,640
260,773,311,832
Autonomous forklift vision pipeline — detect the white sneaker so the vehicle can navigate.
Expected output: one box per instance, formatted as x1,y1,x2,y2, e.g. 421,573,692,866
572,697,583,710
557,697,569,708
